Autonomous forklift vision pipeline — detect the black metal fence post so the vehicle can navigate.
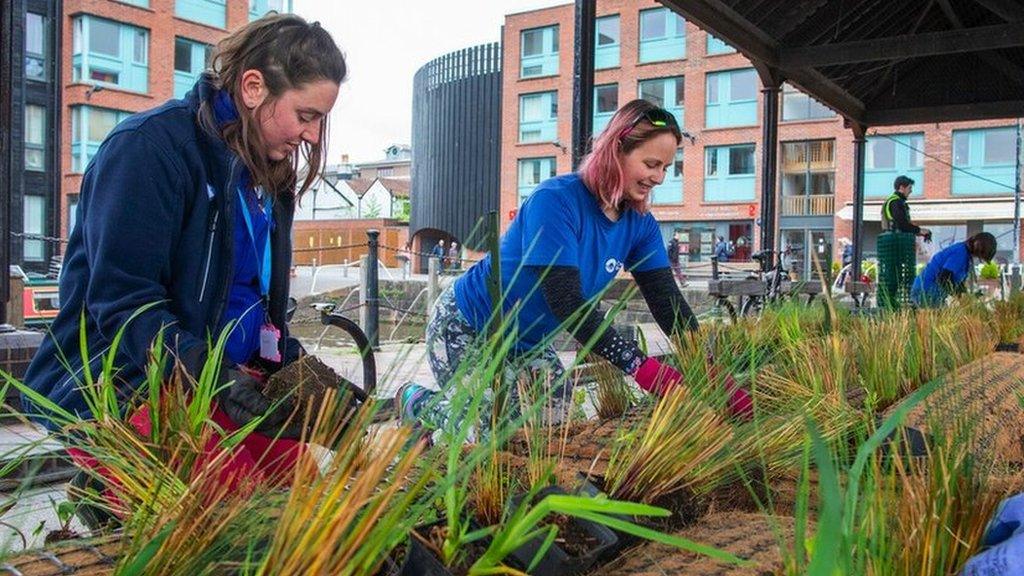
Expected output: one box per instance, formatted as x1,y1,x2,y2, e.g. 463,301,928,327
366,229,380,350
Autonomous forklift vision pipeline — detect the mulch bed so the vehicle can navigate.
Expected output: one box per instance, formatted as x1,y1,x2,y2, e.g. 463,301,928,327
0,534,121,576
590,512,801,576
883,352,1024,464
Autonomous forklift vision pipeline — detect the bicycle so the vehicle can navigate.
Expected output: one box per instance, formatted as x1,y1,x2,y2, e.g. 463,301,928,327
738,248,800,317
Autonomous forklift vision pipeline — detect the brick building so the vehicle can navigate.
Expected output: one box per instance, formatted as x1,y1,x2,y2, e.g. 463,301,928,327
61,0,290,240
502,1,1022,278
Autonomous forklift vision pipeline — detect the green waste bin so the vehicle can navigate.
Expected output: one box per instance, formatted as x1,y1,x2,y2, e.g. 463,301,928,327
877,231,917,310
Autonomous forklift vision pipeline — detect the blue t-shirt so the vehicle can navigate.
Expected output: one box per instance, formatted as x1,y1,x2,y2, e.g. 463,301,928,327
911,241,970,305
221,187,273,365
454,173,669,350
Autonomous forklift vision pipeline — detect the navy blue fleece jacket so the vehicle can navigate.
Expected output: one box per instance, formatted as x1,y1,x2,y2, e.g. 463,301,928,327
22,75,299,429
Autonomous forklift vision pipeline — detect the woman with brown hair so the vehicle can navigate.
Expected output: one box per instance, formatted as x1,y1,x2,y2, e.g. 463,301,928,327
23,14,346,504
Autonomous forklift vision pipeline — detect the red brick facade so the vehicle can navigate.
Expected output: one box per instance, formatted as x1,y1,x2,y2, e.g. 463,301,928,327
60,0,251,238
501,1,1024,267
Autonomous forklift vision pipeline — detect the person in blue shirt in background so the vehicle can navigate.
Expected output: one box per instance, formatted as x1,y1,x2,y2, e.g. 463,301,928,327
911,232,996,307
396,100,752,437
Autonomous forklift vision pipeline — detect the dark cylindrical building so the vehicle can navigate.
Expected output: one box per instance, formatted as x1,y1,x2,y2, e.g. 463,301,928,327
410,42,502,259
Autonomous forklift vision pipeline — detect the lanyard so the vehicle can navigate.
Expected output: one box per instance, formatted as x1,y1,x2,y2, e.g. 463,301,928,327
237,187,273,298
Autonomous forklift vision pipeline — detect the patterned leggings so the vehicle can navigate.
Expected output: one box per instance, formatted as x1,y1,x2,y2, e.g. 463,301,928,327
416,286,570,437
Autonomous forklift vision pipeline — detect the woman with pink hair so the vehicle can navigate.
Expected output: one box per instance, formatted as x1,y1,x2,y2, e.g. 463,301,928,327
398,99,751,436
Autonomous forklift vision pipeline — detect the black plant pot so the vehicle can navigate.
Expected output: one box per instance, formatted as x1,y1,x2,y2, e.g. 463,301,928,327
574,474,640,561
397,534,452,576
996,342,1020,352
507,486,618,576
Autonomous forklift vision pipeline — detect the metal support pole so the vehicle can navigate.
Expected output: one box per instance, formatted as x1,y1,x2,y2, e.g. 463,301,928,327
851,126,868,287
427,257,439,315
571,0,596,171
486,210,502,336
0,0,13,328
758,82,781,271
1014,119,1021,266
366,229,380,350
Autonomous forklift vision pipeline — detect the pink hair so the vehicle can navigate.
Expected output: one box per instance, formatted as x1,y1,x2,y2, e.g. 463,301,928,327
578,99,682,215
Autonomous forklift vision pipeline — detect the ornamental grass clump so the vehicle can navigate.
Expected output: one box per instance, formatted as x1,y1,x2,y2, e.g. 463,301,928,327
603,383,734,505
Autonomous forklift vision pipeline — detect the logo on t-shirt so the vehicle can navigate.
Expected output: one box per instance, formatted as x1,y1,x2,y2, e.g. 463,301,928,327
604,258,623,274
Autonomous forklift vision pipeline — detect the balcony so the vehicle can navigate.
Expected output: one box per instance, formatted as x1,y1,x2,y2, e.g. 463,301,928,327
781,140,834,172
781,194,835,216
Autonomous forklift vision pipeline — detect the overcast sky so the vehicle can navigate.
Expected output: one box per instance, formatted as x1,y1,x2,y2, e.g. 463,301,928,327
292,0,567,164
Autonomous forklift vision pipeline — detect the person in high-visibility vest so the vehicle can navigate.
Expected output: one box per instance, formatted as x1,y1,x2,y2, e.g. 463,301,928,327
881,175,932,240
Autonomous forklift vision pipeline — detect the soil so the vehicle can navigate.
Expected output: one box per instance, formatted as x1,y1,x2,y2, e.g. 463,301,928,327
591,512,801,576
508,406,652,478
546,513,598,557
263,355,360,431
2,534,120,576
883,352,1024,464
585,475,707,534
415,522,490,576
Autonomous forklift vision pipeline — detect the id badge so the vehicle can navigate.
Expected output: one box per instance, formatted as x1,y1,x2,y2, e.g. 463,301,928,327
259,323,282,362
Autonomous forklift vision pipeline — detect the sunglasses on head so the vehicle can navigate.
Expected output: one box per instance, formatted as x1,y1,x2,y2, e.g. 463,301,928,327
618,108,680,140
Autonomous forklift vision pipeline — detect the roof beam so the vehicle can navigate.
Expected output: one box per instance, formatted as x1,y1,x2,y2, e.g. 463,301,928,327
778,23,1024,67
864,100,1024,125
973,0,1024,22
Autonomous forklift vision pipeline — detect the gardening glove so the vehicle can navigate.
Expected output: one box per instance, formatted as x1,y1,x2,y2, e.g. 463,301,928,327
217,368,303,440
961,532,1024,575
706,365,754,421
633,357,683,396
983,493,1024,548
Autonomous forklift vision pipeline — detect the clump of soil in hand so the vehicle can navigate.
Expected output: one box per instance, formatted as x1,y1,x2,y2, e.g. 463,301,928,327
263,355,360,436
264,355,346,408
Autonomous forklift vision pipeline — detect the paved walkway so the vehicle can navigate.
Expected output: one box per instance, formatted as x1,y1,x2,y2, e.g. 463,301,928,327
312,321,676,399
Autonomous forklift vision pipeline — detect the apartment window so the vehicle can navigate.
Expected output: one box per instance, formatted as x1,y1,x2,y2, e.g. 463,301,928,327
250,0,288,20
23,196,46,262
176,0,228,29
705,68,758,128
952,127,1016,196
781,84,835,121
704,144,756,202
24,105,46,171
520,25,559,78
595,15,620,69
639,8,686,63
71,106,131,173
378,167,395,177
638,76,684,126
25,13,47,81
780,140,836,216
706,34,735,55
863,133,924,196
593,84,618,135
72,16,149,93
518,157,557,204
519,91,558,143
174,37,214,98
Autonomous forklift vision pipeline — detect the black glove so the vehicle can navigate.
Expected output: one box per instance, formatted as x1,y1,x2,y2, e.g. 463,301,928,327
217,368,303,440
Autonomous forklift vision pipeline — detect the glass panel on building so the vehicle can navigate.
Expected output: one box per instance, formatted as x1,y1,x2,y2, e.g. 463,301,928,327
984,129,1014,164
175,38,192,72
24,105,45,171
89,18,120,57
25,12,47,81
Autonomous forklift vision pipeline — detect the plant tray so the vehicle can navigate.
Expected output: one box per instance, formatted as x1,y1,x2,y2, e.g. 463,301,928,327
883,352,1024,464
589,512,800,576
0,534,121,576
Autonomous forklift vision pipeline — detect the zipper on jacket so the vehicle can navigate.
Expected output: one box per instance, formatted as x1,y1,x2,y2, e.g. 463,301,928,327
198,210,219,303
210,157,241,328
